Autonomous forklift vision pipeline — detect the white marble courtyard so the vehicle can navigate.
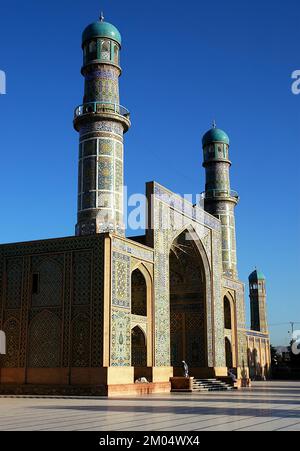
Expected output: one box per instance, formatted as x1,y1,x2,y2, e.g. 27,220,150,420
0,381,299,431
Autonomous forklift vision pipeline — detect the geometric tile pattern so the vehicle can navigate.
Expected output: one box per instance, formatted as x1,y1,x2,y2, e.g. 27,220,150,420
76,57,127,236
148,182,217,367
1,317,20,368
31,256,63,307
71,313,91,367
28,310,61,368
223,277,248,366
112,237,154,262
0,235,105,369
5,257,23,309
111,307,131,366
110,250,132,366
111,251,130,308
72,251,92,305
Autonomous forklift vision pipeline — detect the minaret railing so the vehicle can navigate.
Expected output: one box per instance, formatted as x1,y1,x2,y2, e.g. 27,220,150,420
74,101,130,119
203,189,239,199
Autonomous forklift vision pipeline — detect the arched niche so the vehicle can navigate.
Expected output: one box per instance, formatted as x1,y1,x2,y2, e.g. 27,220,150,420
224,296,232,329
225,337,233,369
131,268,147,317
131,325,147,367
223,291,237,368
169,228,208,369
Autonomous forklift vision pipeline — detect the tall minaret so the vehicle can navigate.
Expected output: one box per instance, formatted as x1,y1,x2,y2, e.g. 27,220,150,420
249,269,268,333
202,123,239,279
74,14,130,236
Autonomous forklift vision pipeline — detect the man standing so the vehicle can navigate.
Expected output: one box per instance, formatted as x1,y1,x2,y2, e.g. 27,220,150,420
182,361,189,378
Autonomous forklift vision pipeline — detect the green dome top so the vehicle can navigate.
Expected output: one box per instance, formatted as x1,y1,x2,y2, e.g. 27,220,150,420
202,126,230,147
82,17,121,46
249,269,266,282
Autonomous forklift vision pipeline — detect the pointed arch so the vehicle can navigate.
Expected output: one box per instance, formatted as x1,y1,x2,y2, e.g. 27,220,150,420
130,262,153,366
169,223,211,275
130,321,147,340
131,325,147,367
131,267,147,316
225,337,233,368
169,227,210,369
131,261,153,282
131,265,150,317
100,39,111,60
28,310,61,368
223,290,237,367
224,296,232,329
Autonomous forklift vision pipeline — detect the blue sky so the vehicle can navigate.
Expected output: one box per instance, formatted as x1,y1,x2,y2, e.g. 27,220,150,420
0,0,299,345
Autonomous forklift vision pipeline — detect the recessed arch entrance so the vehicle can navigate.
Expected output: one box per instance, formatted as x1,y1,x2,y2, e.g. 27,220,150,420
131,268,147,317
223,292,237,369
130,263,153,368
224,296,232,329
169,229,208,373
131,325,147,367
225,337,233,368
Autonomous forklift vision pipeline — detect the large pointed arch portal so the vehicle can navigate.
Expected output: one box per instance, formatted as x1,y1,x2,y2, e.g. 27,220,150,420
169,230,207,372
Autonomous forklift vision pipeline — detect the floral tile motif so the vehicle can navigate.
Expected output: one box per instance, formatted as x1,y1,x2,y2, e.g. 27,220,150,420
112,251,130,308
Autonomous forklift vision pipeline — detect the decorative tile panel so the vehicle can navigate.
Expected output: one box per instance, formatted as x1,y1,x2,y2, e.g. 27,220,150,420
111,307,131,366
112,251,130,308
112,237,154,262
149,182,217,368
223,277,248,366
0,235,105,369
5,258,23,309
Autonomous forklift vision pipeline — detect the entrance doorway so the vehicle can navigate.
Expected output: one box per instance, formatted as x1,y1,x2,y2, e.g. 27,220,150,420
131,326,147,367
169,231,207,370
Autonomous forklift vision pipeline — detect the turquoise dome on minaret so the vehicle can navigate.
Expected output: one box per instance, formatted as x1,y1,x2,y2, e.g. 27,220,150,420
82,13,122,45
202,123,230,147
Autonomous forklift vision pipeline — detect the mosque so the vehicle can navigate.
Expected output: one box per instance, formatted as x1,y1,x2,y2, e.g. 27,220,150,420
0,14,270,395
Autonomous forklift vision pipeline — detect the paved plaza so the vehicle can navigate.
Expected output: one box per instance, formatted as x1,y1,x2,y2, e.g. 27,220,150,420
0,381,299,431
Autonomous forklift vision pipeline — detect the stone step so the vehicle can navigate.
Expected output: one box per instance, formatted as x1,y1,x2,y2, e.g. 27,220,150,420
192,387,231,392
192,378,233,392
193,385,229,389
193,384,230,388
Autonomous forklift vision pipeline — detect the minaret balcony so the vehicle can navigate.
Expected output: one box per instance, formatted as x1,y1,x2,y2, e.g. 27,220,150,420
203,189,239,202
74,101,131,131
74,101,130,118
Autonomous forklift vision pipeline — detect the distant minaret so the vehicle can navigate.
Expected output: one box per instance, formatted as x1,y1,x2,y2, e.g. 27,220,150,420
74,13,131,236
202,123,239,278
249,269,268,333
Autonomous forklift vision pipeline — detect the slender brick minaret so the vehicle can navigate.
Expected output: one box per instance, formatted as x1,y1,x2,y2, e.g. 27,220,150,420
249,269,268,333
74,13,130,236
202,122,239,279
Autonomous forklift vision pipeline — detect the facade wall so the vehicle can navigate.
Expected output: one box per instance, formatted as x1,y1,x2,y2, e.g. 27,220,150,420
0,187,268,390
146,182,228,372
0,235,105,386
246,331,271,379
223,278,248,376
109,235,154,372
